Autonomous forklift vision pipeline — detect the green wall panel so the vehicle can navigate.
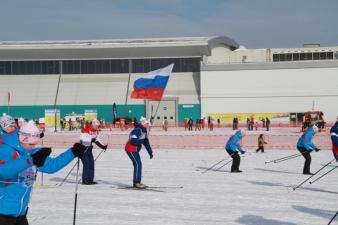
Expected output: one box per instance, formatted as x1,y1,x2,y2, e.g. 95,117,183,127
178,104,201,123
0,104,200,124
0,105,145,122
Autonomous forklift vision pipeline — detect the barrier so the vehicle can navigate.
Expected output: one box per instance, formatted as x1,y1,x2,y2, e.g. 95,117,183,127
40,128,332,150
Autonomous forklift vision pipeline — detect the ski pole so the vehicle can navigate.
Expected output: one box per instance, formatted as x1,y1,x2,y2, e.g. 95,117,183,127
265,153,301,164
328,210,338,225
58,145,104,186
292,159,335,191
93,148,106,163
272,154,302,164
73,159,80,225
215,159,233,171
78,148,106,184
201,158,228,174
309,165,338,185
57,161,78,186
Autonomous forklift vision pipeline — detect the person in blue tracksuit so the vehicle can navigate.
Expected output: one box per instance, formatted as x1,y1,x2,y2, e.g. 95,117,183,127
0,115,21,149
125,117,153,188
297,124,320,175
0,120,86,225
330,116,338,161
225,129,246,173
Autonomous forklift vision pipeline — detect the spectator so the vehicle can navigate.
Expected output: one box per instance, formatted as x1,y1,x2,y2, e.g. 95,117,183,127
266,117,270,131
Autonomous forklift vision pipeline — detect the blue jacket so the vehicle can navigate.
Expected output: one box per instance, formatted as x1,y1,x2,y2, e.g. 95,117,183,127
330,122,338,146
0,144,76,216
225,130,245,153
297,127,318,151
0,128,25,152
127,124,152,156
330,122,338,160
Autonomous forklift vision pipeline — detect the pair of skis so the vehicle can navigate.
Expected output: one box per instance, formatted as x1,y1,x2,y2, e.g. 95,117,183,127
116,186,183,193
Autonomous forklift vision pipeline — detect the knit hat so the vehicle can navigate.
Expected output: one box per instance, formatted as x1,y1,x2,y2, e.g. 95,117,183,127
0,115,16,129
19,120,40,144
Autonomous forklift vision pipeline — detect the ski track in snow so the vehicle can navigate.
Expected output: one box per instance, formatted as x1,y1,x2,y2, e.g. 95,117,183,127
28,138,337,225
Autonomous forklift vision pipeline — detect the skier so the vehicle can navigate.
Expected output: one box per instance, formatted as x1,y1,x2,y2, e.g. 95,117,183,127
125,117,153,188
330,116,338,161
297,124,320,175
80,118,107,185
0,120,86,225
0,115,25,149
256,134,267,153
225,129,246,173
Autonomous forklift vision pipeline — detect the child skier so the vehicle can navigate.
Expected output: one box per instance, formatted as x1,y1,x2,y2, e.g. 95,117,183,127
0,120,86,225
225,129,246,173
80,119,107,185
256,134,267,153
125,117,153,188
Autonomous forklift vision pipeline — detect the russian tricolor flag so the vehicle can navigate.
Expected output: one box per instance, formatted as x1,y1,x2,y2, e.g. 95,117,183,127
131,63,174,101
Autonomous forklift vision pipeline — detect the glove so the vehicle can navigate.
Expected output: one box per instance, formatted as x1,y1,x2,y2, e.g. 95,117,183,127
103,145,108,151
315,148,320,152
149,152,153,159
71,143,86,158
241,151,246,155
32,147,52,167
40,132,44,139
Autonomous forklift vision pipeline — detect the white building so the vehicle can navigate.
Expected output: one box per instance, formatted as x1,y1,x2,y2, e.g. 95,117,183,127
0,36,337,124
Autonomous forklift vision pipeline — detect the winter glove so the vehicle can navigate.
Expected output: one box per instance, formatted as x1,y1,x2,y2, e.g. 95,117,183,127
315,148,320,152
32,147,52,167
71,143,86,158
241,151,246,155
149,152,153,159
40,132,44,139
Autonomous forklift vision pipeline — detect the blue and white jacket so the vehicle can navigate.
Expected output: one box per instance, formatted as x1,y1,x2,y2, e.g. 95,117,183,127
225,130,245,153
330,121,338,160
0,143,76,216
297,127,318,151
125,124,152,156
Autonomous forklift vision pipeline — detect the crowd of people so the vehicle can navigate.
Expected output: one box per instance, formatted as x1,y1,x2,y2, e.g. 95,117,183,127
0,112,337,225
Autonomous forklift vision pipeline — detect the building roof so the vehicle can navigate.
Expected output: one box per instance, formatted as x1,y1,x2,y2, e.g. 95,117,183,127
0,36,239,60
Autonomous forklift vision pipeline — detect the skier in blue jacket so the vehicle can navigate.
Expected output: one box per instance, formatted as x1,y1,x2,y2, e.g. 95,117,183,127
0,120,86,225
330,116,338,161
297,124,320,175
225,129,246,173
0,115,22,150
125,117,153,189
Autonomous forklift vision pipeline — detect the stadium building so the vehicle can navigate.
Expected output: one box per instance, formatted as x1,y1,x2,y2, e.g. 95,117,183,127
0,36,337,125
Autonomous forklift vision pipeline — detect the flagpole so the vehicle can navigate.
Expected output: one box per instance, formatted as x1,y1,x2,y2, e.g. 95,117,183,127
124,59,132,118
7,92,10,115
54,61,62,133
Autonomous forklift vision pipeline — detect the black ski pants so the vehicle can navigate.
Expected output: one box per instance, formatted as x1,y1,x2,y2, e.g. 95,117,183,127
226,150,241,172
0,215,29,225
297,146,312,174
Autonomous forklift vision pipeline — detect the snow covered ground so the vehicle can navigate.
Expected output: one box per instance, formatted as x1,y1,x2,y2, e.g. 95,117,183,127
28,146,337,225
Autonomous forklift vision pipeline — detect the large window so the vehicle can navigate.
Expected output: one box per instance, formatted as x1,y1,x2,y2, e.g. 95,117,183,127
0,61,59,75
0,57,200,75
273,52,334,62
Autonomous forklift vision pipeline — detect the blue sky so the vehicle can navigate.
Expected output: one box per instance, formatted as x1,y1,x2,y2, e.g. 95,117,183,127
0,0,337,48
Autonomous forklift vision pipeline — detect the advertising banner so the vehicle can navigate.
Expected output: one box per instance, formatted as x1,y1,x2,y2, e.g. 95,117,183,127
44,109,61,131
207,112,290,123
84,109,97,121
